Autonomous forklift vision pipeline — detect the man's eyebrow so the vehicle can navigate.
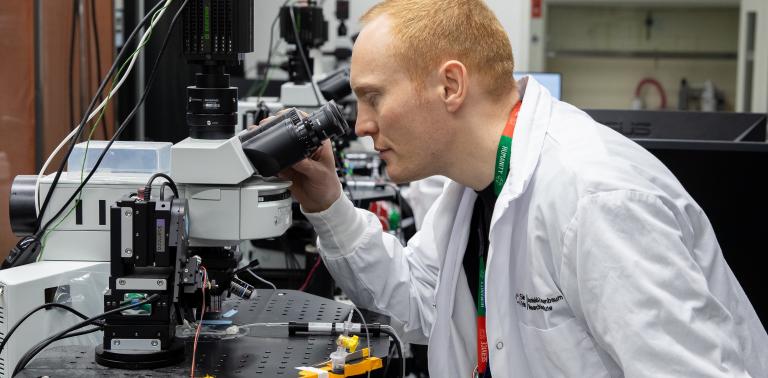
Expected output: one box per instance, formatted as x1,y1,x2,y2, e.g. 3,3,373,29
351,83,380,96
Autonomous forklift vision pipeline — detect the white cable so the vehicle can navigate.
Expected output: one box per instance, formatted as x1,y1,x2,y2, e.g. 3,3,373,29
350,306,372,378
381,324,406,378
246,268,278,291
34,0,173,215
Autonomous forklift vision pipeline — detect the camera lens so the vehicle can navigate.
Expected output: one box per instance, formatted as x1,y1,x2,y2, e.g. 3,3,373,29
9,175,38,236
239,101,350,176
187,68,238,140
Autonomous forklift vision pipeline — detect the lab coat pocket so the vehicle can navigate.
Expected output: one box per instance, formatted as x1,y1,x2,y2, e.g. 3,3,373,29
518,318,611,378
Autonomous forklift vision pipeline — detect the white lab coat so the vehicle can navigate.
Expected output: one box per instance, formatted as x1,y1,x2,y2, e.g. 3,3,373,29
401,175,449,229
304,77,768,377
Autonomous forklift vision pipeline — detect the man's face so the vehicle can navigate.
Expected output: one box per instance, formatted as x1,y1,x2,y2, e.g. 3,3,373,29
350,16,453,183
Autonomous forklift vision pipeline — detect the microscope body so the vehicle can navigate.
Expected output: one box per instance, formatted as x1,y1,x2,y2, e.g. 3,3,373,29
13,139,294,369
1,0,350,371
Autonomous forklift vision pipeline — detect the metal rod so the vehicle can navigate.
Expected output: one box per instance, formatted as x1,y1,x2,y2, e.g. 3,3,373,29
34,0,44,170
547,49,737,60
135,0,147,140
79,0,88,121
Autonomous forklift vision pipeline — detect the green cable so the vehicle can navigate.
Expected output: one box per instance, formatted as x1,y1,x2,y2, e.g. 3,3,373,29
38,203,77,259
79,2,168,181
38,4,170,261
246,40,283,99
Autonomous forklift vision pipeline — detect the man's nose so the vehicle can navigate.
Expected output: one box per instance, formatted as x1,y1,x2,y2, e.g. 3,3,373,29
355,109,378,137
355,120,378,137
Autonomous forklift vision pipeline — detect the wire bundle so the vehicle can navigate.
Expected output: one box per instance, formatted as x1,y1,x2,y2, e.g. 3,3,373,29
3,0,190,269
9,294,160,376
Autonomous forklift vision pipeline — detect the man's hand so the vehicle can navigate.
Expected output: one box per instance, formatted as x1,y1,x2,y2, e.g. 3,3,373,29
250,112,341,213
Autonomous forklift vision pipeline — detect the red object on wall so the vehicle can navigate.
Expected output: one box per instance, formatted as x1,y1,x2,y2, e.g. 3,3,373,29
635,77,668,109
532,0,542,18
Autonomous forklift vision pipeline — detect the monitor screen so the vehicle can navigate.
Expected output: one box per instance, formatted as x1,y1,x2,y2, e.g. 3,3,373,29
638,140,768,327
514,72,562,100
586,110,767,142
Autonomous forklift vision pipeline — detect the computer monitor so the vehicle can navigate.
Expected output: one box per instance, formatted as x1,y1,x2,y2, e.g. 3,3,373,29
514,72,562,100
587,109,767,142
637,139,768,327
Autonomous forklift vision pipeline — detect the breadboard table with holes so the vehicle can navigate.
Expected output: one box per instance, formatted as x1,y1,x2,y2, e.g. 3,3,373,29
17,290,391,377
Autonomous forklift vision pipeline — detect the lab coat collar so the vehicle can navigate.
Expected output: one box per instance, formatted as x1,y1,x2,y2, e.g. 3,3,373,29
496,75,551,205
425,77,554,375
442,76,553,226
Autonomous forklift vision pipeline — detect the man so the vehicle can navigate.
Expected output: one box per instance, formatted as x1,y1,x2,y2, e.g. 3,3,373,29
276,0,768,376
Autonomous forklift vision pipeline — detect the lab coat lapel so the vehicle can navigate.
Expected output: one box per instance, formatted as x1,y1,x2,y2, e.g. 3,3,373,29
428,77,555,376
427,184,477,376
484,77,554,375
491,76,552,229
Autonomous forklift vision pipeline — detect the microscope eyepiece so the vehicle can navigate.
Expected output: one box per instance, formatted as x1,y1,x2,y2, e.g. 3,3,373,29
308,100,347,141
239,101,350,176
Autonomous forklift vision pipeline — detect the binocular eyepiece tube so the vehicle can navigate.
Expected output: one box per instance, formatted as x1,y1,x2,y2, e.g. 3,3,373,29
239,101,350,177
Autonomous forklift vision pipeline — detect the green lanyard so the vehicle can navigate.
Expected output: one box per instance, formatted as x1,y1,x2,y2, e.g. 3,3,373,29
476,100,521,377
493,101,521,196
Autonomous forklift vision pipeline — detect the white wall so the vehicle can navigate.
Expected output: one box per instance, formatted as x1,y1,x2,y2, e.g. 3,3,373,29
546,5,740,110
486,0,532,71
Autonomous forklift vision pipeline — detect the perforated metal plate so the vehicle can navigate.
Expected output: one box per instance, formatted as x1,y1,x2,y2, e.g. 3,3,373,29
18,290,390,377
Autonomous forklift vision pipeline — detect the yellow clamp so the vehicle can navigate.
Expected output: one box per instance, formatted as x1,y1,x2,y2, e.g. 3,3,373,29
336,334,359,353
296,350,383,378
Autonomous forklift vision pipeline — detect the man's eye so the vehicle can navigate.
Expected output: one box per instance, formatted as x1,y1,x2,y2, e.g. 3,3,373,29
367,94,380,107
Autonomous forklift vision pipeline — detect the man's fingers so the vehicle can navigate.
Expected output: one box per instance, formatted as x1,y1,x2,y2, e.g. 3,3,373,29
257,115,277,126
252,108,311,130
314,142,336,166
290,159,319,175
277,169,297,182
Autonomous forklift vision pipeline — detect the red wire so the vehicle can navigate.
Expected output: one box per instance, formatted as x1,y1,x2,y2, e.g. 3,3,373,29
299,256,323,291
190,266,207,378
634,77,667,109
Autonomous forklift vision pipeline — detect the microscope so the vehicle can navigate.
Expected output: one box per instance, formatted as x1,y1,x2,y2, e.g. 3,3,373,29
278,0,329,107
2,0,349,373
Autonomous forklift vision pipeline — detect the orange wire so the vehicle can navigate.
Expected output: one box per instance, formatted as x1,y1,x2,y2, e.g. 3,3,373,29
190,266,207,378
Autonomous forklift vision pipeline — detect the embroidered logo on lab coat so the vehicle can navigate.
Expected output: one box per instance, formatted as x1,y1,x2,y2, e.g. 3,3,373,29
515,293,564,312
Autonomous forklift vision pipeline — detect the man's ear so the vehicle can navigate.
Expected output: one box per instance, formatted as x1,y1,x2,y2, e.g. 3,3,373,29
439,60,468,113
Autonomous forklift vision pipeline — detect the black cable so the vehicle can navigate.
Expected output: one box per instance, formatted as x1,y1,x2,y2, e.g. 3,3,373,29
288,5,323,106
0,302,103,355
90,0,109,140
246,0,290,98
283,244,291,269
68,0,79,132
233,258,261,275
159,182,170,200
34,0,167,241
14,294,160,376
332,142,357,205
382,342,396,377
36,0,189,244
381,327,405,378
279,236,300,270
2,0,169,269
54,325,104,340
144,172,179,199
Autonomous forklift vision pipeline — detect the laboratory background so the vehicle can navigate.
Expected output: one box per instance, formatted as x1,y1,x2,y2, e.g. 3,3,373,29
0,0,766,377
